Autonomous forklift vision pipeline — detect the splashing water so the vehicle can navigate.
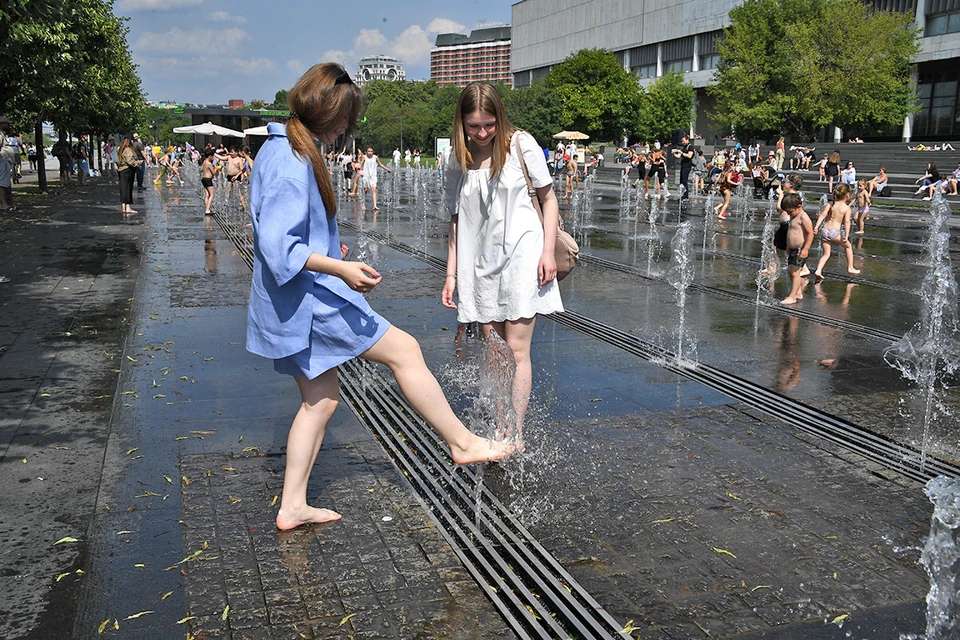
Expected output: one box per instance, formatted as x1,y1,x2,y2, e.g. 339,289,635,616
756,189,782,304
883,194,960,470
666,221,698,365
901,476,960,640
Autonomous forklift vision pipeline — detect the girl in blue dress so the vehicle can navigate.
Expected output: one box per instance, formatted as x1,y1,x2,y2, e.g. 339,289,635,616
247,63,514,531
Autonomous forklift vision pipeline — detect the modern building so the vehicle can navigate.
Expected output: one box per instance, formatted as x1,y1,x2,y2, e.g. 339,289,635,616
511,0,960,141
355,55,406,86
431,26,513,87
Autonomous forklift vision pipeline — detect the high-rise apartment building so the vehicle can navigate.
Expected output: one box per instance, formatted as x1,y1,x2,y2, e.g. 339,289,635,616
430,26,513,87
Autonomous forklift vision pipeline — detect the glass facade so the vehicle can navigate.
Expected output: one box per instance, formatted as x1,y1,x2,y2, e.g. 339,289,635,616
915,65,960,138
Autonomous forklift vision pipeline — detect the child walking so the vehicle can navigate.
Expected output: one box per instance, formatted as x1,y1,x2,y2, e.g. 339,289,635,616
780,192,814,305
813,184,861,279
853,180,871,235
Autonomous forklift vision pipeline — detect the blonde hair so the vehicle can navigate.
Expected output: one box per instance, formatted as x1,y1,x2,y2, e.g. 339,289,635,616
834,183,851,200
452,82,515,179
286,63,364,217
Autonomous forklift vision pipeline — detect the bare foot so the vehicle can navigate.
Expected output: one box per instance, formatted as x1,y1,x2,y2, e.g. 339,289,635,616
814,272,824,280
848,268,861,275
780,297,799,305
450,436,515,465
276,506,342,531
798,266,810,277
123,210,138,216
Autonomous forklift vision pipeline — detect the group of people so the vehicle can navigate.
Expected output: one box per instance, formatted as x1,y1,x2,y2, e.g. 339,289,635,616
335,147,393,210
774,174,863,306
245,64,560,528
913,162,960,200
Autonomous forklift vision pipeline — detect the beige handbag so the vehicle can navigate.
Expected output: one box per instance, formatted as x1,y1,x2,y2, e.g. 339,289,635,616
514,136,579,281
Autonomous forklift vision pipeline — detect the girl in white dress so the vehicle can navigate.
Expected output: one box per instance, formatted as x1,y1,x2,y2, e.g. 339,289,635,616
360,146,391,210
442,83,564,450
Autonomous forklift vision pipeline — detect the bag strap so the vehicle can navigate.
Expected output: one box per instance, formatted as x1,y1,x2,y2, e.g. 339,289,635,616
513,133,545,225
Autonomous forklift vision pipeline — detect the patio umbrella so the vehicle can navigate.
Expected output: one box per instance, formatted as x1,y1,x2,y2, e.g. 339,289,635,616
553,131,590,140
173,122,245,137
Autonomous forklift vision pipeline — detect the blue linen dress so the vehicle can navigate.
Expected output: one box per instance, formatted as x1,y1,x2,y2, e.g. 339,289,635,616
246,122,389,379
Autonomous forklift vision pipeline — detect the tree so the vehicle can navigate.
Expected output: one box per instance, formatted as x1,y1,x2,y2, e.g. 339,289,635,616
545,49,643,142
636,71,695,143
271,89,288,109
502,81,564,147
710,0,919,140
249,99,265,110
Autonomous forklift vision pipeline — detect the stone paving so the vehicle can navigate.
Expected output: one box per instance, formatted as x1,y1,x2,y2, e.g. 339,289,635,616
0,171,944,640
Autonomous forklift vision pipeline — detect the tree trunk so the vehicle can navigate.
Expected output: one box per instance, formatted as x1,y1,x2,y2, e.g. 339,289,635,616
35,120,47,193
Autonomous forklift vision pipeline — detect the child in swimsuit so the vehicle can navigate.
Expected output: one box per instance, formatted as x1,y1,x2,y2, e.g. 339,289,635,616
853,180,870,234
813,183,861,279
780,192,814,305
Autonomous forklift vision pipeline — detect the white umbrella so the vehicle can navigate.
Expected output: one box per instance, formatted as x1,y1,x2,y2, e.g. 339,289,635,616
243,125,270,136
173,122,245,137
553,130,590,140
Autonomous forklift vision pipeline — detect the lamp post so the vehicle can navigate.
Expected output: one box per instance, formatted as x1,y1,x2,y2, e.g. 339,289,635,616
151,120,158,144
398,112,403,156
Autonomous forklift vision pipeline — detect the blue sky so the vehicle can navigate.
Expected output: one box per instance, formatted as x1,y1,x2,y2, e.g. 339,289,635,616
116,0,516,105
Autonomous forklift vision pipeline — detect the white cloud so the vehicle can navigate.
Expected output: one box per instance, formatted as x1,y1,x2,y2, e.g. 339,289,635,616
287,59,306,74
208,10,246,24
135,27,250,56
427,18,466,34
334,17,467,70
388,25,433,65
117,0,202,11
231,57,278,76
353,28,387,51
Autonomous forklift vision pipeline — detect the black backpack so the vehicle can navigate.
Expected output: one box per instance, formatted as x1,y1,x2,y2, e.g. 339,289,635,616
879,185,892,197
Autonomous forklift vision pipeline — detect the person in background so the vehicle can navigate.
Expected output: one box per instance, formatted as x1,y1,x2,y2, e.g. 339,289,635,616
116,136,141,216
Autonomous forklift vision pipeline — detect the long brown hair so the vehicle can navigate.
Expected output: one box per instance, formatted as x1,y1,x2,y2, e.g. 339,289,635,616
452,82,515,179
285,63,364,216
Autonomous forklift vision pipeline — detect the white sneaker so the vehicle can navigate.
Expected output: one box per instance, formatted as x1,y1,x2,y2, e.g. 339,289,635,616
922,196,931,201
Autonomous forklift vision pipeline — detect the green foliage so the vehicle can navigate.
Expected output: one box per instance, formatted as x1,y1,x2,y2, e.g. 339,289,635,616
710,0,919,140
545,49,642,142
636,71,695,142
0,0,143,135
142,106,191,146
502,81,563,147
271,89,288,109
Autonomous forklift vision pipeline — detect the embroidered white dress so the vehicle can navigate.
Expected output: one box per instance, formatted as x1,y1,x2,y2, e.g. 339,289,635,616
444,131,564,324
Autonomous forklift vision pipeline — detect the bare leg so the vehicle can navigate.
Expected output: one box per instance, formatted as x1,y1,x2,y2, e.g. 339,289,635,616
204,186,214,213
814,242,831,278
276,370,343,530
484,318,535,450
843,240,860,274
359,326,514,463
372,185,378,210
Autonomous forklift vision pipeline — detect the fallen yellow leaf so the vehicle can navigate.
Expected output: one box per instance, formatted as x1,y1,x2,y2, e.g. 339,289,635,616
161,591,174,600
270,495,278,506
56,572,71,582
55,537,80,545
221,605,229,622
831,613,850,625
652,517,675,524
712,547,737,558
124,611,154,620
176,616,196,624
622,619,642,633
126,448,139,455
339,613,356,626
98,619,110,633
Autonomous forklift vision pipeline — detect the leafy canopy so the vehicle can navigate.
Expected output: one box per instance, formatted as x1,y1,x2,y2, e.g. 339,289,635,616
710,0,919,140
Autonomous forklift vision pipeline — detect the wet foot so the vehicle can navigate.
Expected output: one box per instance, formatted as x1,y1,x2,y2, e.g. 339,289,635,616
814,272,824,280
848,268,861,275
276,506,342,530
450,436,515,465
123,210,138,216
780,297,799,305
798,267,810,277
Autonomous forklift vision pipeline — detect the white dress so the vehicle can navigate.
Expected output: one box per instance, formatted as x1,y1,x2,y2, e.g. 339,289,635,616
362,155,379,188
444,131,564,324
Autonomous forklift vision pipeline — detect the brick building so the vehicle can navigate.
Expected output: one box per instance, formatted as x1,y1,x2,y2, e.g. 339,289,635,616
430,26,512,87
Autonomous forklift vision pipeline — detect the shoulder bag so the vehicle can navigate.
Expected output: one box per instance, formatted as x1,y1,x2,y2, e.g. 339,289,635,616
514,135,579,281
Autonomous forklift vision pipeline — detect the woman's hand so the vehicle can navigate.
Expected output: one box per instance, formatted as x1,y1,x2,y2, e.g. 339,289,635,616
538,251,558,286
336,261,381,293
340,243,350,260
441,275,457,309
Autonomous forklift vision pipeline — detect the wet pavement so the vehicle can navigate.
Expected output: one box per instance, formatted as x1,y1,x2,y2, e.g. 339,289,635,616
0,166,953,639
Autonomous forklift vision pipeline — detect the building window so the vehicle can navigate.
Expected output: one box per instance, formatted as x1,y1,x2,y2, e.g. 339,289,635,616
926,10,960,36
666,59,693,73
699,54,720,70
634,64,657,79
